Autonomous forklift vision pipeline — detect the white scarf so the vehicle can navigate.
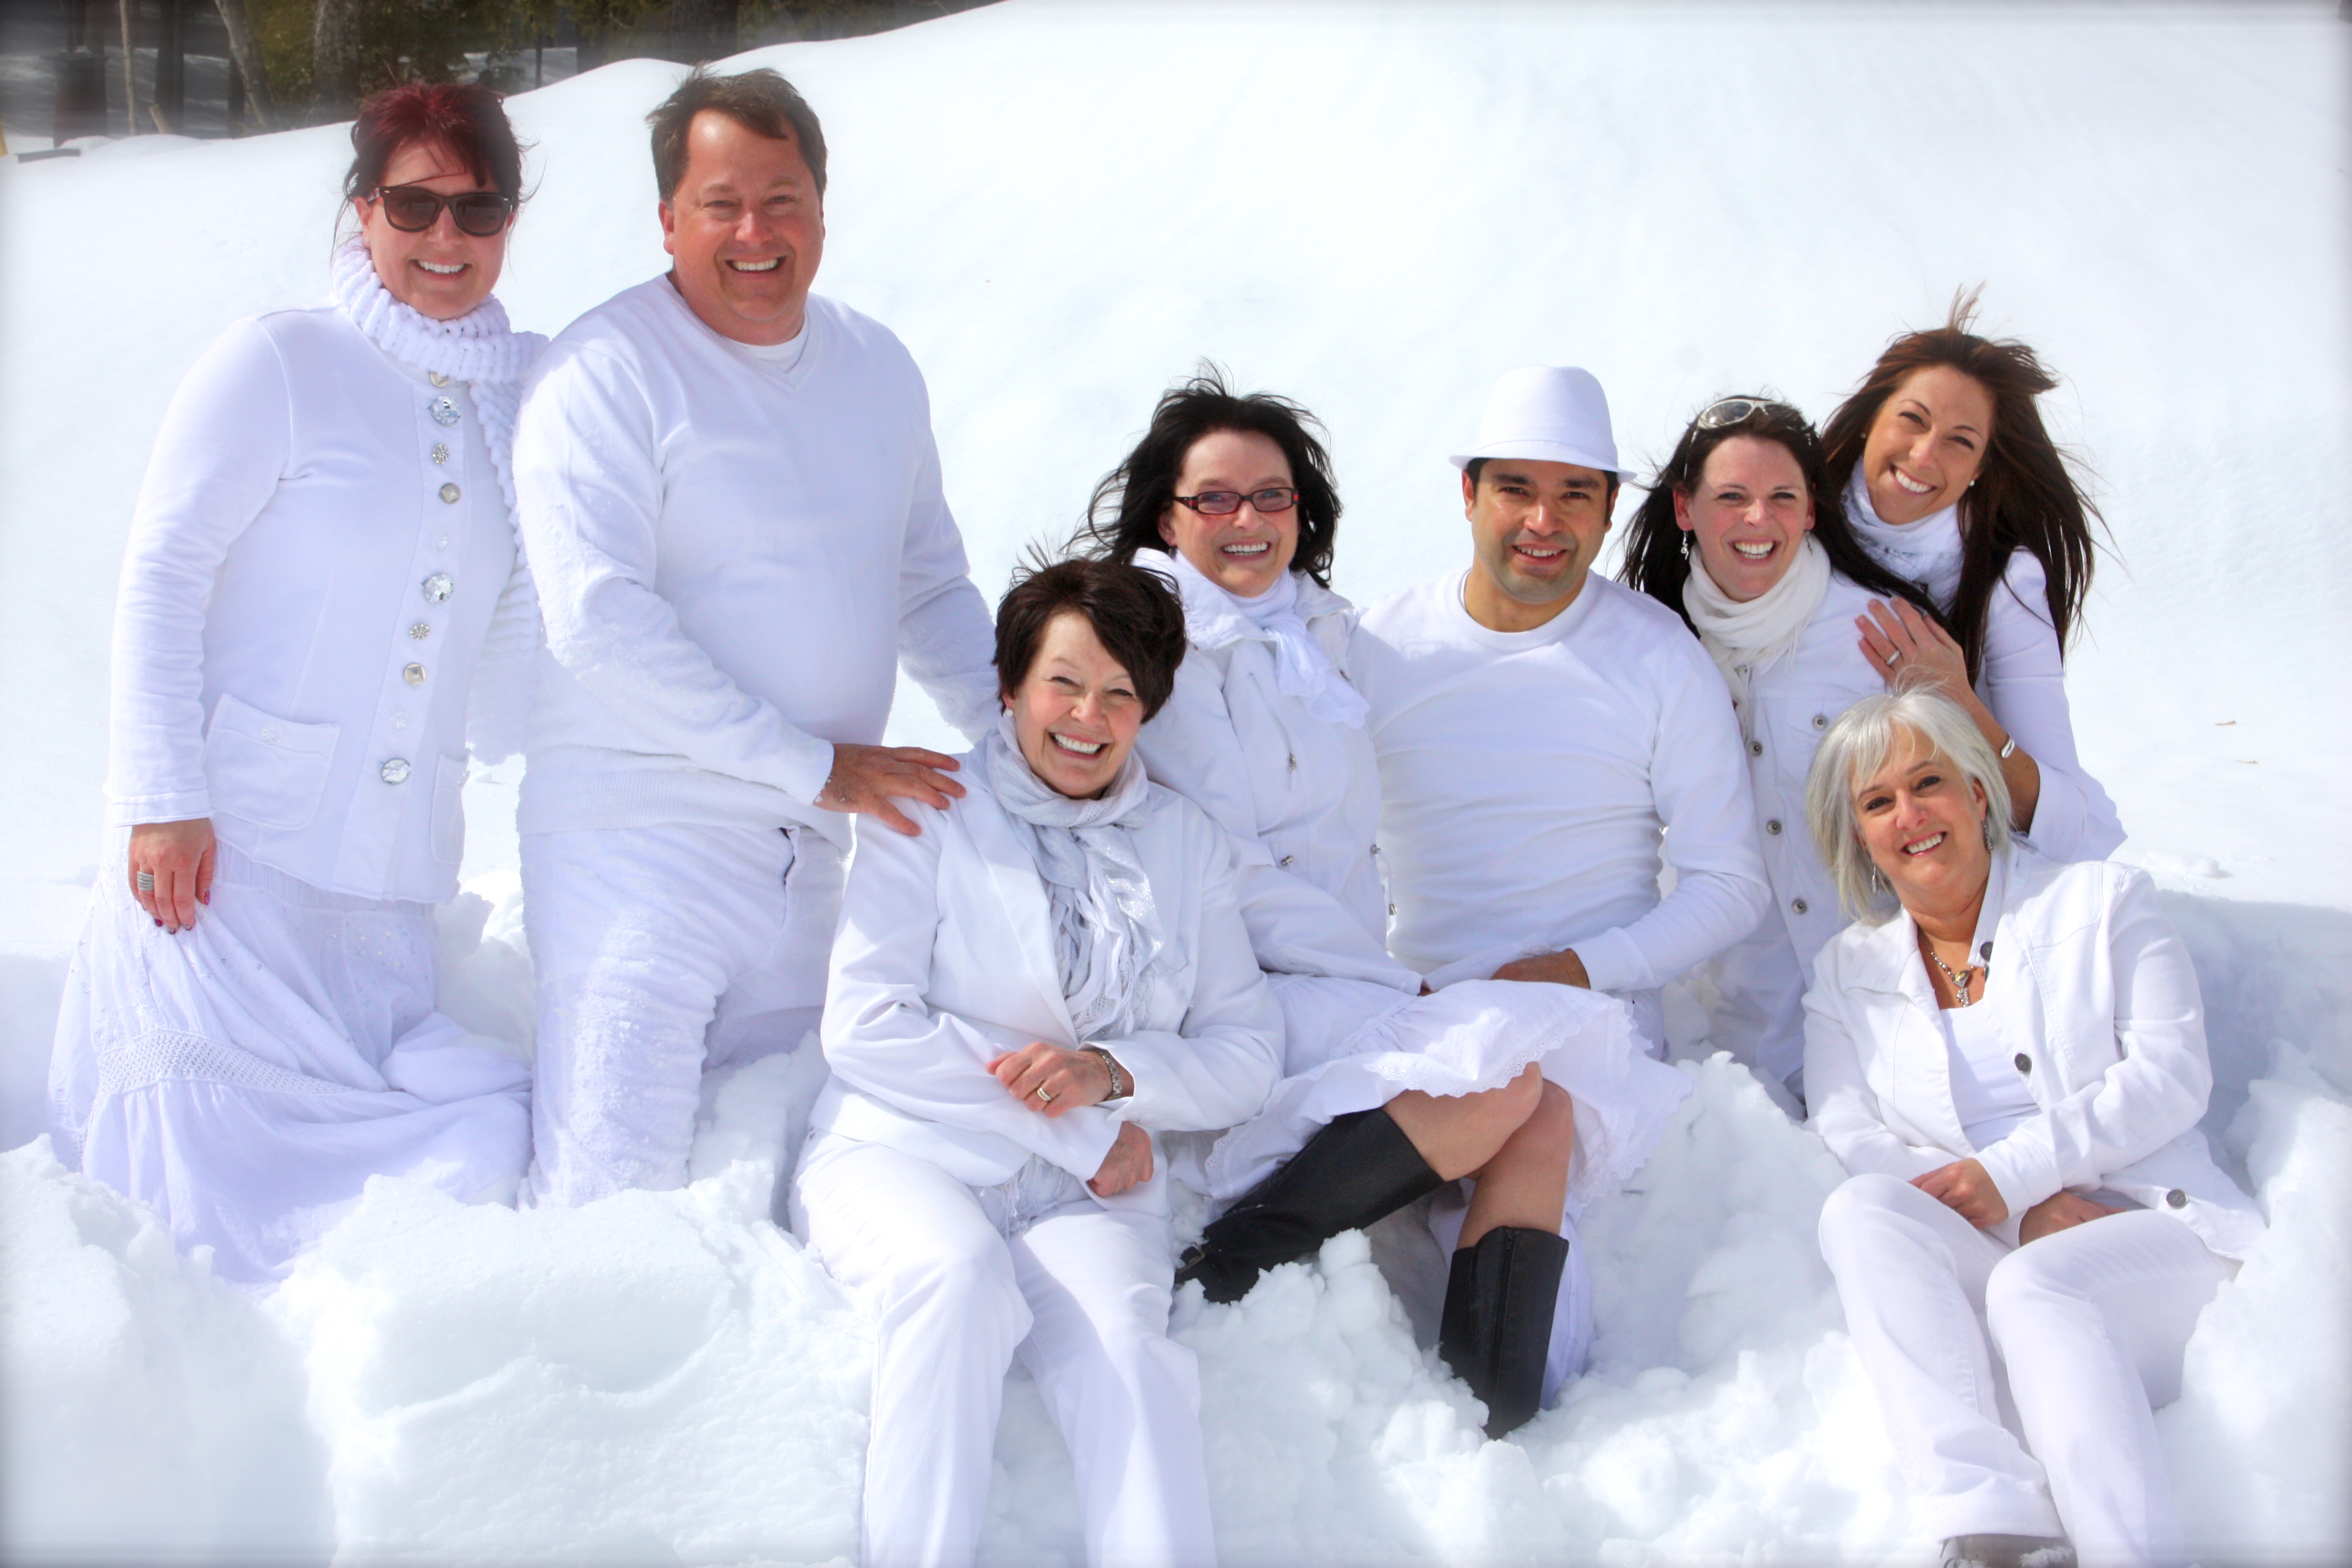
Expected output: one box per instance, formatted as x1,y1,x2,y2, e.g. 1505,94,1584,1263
983,714,1165,1041
330,239,546,762
1681,533,1831,710
1165,551,1369,728
1845,467,1963,613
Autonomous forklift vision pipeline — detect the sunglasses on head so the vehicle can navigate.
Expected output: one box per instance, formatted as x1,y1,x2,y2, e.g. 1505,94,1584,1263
1694,396,1804,432
371,183,516,237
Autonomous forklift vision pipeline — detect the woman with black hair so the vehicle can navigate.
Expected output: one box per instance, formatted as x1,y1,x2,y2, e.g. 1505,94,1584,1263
1619,395,1930,1102
1084,370,1687,1437
1820,299,2123,863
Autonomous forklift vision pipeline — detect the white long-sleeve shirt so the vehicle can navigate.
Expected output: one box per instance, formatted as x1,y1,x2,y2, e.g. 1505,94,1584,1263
512,279,998,848
107,308,516,903
1351,571,1771,998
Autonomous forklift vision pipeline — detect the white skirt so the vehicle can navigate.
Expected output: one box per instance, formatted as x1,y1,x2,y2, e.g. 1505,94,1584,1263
1200,973,1689,1210
48,840,532,1284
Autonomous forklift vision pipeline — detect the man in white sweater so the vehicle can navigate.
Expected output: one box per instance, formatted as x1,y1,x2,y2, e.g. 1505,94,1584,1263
514,69,999,1205
1351,367,1771,1054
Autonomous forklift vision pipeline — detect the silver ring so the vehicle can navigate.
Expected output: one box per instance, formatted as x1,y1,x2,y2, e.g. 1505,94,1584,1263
1886,649,1903,665
1035,1085,1055,1104
135,871,155,892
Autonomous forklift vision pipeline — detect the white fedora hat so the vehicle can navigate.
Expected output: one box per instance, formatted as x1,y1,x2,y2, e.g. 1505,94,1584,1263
1449,365,1629,482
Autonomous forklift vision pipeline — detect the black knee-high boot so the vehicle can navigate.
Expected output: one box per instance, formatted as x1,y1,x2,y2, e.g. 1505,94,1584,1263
1175,1108,1445,1304
1438,1224,1569,1438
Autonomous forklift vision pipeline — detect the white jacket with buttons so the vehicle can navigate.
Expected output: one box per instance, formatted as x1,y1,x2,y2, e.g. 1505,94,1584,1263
1135,569,1422,994
106,307,518,903
1804,843,2264,1259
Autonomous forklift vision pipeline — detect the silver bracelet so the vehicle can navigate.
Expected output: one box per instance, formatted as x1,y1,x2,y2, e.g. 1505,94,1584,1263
1081,1045,1130,1102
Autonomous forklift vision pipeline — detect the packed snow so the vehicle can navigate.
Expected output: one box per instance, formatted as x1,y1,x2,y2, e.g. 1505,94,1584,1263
3,2,2347,1562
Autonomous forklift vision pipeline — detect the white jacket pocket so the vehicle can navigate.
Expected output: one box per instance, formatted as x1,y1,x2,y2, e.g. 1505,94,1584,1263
431,754,469,865
204,693,337,830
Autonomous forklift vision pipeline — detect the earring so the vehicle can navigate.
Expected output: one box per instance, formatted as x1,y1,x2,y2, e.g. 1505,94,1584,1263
1981,816,1995,848
1865,862,1888,896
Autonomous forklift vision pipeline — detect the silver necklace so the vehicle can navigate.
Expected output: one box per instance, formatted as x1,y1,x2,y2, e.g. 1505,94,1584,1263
1920,932,1978,1006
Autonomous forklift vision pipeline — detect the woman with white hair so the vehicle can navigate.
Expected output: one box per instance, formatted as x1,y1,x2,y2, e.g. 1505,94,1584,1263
793,558,1281,1568
1803,687,2262,1568
47,82,542,1283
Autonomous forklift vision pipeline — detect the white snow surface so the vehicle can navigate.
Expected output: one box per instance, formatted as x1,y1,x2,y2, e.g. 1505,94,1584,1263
3,3,2348,1562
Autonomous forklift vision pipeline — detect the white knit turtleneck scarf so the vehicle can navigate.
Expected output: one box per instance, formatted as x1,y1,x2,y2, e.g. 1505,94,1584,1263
1681,533,1831,711
982,713,1166,1041
1165,550,1369,728
1845,467,1963,613
330,239,546,761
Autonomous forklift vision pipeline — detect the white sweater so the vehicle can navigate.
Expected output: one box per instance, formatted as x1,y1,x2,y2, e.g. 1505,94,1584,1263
512,279,999,848
1351,571,1771,996
107,308,519,903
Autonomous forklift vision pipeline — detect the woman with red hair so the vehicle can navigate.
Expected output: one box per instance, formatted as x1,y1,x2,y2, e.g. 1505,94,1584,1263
48,83,545,1283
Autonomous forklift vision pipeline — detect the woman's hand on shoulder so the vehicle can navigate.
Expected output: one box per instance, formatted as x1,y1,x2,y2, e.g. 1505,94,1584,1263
1858,598,1971,704
988,1041,1114,1119
2018,1190,2122,1246
128,818,216,934
1088,1121,1153,1197
1912,1156,2009,1228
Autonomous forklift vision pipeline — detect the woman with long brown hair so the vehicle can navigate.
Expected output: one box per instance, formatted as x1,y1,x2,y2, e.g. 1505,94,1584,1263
1821,297,2123,863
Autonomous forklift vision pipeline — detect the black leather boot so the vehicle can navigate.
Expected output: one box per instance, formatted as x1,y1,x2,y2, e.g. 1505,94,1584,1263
1438,1224,1569,1439
1175,1108,1445,1304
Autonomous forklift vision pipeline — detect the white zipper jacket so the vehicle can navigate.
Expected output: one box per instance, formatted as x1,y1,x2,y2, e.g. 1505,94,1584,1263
1804,845,2263,1259
809,757,1283,1216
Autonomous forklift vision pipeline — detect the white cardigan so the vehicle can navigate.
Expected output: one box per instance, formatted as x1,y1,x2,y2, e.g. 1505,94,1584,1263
1964,552,2125,862
1136,569,1422,994
1804,846,2264,1259
809,756,1284,1215
106,308,519,903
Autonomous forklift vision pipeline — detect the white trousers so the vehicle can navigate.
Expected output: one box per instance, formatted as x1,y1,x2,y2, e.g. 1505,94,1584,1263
522,823,842,1205
1818,1173,2233,1567
793,1136,1216,1568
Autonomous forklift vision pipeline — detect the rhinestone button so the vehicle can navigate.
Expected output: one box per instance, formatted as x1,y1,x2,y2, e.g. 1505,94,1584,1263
439,483,461,504
1765,819,1782,835
380,758,412,785
1791,897,1809,914
1811,714,1828,730
409,623,432,641
1747,739,1763,756
431,443,450,465
403,662,426,685
421,573,453,603
2165,1189,2188,1209
430,396,461,427
2014,1053,2033,1074
428,371,450,387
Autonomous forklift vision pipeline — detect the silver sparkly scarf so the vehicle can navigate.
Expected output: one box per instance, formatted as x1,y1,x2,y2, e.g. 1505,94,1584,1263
982,714,1164,1040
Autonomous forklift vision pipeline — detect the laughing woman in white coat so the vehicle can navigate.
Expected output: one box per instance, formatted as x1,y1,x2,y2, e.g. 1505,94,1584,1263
1803,688,2261,1568
47,84,542,1284
792,559,1281,1568
1081,371,1687,1437
1619,396,1941,1102
1819,298,2123,864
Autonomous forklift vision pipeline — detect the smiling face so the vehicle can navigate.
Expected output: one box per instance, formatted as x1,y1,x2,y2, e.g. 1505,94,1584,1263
659,110,825,346
1005,611,1146,799
1860,365,1994,525
354,139,510,320
1157,428,1299,598
1675,435,1815,603
1852,727,1992,917
1461,458,1615,631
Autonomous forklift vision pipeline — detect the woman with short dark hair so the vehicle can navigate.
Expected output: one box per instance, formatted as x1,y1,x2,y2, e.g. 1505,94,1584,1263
792,557,1280,1566
1090,370,1689,1438
1618,395,1930,1102
1820,297,2122,863
46,81,542,1283
1803,687,2259,1568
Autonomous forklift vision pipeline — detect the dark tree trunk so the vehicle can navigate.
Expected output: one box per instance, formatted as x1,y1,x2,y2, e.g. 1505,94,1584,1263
311,0,364,123
213,0,277,129
117,0,139,133
154,0,187,132
665,0,737,63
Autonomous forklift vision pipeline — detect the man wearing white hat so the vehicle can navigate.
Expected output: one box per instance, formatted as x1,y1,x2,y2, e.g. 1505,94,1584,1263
1351,366,1771,1053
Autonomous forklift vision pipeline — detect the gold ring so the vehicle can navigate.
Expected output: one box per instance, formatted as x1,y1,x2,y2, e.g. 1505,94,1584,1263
1036,1086,1055,1104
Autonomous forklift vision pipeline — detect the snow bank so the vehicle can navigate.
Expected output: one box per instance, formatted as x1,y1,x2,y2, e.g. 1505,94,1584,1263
3,1,2348,1562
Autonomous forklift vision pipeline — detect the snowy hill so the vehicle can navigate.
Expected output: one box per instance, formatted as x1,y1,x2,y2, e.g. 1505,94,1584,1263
2,2,2346,1562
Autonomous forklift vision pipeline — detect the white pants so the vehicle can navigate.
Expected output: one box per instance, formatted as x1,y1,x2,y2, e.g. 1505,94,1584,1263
793,1136,1216,1568
522,823,842,1205
50,840,531,1283
1819,1173,2233,1567
1706,917,1808,1092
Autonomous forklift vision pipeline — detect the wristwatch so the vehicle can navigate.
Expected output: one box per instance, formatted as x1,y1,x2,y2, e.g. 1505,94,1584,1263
1081,1045,1131,1102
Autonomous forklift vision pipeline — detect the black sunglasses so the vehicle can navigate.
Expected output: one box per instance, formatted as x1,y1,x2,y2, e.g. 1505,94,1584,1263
371,184,516,237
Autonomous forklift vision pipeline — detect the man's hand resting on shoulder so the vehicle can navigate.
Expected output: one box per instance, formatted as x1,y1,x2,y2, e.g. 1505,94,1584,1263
816,743,966,836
